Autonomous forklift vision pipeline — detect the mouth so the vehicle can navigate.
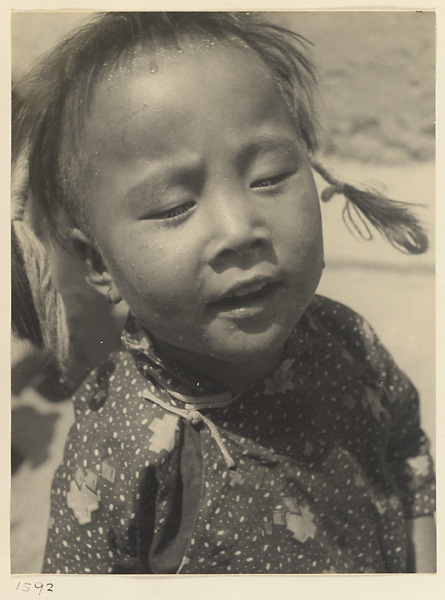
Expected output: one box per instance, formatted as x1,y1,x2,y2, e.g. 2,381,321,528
208,279,282,319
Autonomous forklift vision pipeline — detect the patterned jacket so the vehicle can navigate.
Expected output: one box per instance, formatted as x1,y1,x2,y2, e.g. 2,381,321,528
42,296,435,574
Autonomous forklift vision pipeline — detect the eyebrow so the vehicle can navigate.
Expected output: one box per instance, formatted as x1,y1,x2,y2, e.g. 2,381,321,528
124,135,299,204
236,135,299,171
124,157,205,205
240,136,297,155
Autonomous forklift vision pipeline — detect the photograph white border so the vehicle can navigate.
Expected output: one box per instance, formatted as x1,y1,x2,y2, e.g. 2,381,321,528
3,1,443,599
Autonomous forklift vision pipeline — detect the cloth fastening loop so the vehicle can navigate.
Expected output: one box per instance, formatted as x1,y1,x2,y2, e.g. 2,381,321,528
186,410,202,426
142,388,236,469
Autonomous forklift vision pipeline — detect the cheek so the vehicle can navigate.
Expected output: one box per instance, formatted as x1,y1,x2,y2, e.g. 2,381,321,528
277,190,323,258
107,240,199,316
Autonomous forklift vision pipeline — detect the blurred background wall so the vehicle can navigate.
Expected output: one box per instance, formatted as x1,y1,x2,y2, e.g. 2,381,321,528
11,11,435,573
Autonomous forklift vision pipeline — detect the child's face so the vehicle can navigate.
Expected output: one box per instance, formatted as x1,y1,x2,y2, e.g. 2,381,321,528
81,41,323,376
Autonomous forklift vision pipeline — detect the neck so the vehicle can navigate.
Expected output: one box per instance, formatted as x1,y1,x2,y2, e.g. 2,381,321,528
153,340,285,394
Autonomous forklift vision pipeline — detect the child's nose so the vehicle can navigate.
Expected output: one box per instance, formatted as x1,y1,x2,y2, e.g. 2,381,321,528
206,195,271,266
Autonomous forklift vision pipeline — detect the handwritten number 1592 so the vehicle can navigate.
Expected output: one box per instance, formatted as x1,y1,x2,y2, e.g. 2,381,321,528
16,582,54,595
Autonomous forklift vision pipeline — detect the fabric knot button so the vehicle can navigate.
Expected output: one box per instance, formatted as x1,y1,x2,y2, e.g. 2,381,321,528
187,410,203,425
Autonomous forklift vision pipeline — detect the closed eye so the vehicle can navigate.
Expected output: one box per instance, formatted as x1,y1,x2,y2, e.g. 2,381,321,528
250,171,295,189
145,200,196,221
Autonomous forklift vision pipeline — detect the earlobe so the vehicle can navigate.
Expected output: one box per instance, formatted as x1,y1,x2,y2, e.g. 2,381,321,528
106,287,123,305
68,227,121,301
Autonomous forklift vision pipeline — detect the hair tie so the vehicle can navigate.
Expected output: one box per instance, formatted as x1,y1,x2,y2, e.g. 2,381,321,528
320,183,345,203
309,154,346,202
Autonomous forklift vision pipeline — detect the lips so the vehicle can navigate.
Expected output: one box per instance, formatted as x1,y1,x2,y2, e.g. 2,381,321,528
207,277,281,318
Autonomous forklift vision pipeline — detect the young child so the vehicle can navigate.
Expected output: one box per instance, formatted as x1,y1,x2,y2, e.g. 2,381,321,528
12,12,435,574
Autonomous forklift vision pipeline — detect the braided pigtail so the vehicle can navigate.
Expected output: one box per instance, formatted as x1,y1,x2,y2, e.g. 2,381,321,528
309,155,428,254
11,153,71,377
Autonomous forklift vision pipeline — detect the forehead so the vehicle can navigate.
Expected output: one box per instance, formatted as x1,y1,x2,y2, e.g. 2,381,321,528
84,41,295,152
98,36,274,92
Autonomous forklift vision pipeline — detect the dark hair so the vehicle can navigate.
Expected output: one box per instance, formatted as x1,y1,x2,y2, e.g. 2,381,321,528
12,11,428,374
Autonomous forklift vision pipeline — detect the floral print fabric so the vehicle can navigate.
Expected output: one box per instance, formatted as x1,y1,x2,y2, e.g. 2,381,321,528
42,295,435,574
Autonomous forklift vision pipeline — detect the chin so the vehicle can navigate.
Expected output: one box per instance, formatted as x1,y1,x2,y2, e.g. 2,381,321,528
210,322,294,365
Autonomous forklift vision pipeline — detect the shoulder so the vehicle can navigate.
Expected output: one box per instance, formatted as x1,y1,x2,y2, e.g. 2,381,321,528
65,347,181,449
300,294,402,388
71,348,145,416
306,294,380,360
64,348,174,457
307,294,371,332
304,295,415,395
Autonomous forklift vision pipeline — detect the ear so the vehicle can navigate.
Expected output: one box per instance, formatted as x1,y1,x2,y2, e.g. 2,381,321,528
68,228,121,301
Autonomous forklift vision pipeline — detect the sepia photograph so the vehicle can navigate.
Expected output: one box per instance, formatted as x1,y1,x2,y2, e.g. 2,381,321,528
10,9,436,580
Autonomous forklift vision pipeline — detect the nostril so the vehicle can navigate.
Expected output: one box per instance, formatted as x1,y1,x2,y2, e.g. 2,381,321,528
211,238,269,269
216,249,232,264
249,239,264,254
